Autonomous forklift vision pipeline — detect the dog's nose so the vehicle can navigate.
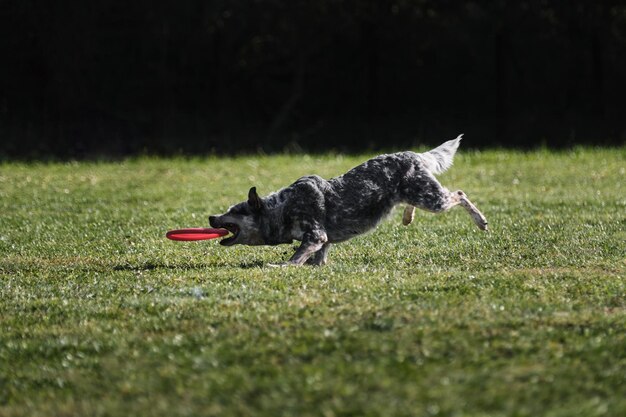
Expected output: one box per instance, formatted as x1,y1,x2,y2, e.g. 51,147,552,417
209,216,217,226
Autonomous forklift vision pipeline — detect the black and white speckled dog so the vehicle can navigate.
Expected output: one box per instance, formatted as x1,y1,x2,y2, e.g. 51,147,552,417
209,134,488,266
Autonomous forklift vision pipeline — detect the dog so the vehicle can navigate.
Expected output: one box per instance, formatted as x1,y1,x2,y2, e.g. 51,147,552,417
209,134,488,266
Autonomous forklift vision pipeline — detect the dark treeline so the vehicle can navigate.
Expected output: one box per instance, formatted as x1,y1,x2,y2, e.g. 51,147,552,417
2,1,626,158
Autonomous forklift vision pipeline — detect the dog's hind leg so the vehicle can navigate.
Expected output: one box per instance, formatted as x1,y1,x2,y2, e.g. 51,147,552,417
402,205,415,225
445,190,489,230
403,175,488,230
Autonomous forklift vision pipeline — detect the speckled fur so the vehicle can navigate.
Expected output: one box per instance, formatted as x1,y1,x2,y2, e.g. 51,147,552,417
209,134,488,266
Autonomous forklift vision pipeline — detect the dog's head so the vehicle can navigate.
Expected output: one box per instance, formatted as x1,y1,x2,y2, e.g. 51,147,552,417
209,187,266,246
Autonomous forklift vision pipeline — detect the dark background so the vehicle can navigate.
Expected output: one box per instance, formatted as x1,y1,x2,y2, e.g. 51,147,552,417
2,1,625,159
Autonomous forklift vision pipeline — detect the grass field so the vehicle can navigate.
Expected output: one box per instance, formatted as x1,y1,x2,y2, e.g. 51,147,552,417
1,148,625,416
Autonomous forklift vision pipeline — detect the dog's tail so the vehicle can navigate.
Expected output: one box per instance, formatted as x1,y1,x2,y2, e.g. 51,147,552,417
419,134,463,175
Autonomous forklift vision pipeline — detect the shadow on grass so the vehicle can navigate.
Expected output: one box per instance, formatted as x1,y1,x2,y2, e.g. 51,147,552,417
113,262,211,271
238,260,266,269
112,260,266,271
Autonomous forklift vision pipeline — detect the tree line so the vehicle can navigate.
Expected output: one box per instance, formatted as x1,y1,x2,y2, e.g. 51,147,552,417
1,0,625,158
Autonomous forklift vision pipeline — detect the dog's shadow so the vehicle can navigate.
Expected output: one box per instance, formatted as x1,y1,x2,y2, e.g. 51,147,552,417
112,259,266,271
237,260,266,269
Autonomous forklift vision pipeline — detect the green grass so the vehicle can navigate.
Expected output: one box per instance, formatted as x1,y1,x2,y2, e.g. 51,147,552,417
1,148,625,417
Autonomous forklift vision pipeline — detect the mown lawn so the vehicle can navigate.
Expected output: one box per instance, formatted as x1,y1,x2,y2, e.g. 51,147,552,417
1,148,625,417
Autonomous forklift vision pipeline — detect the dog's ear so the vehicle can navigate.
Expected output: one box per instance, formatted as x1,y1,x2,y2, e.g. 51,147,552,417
247,187,263,212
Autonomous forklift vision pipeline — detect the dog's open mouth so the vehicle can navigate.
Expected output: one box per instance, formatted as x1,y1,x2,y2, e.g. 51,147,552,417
219,223,240,246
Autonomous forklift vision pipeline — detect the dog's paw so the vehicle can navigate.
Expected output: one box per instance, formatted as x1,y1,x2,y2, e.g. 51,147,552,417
471,212,489,231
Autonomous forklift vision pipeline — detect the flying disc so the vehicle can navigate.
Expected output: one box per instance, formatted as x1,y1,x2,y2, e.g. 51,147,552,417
166,228,229,241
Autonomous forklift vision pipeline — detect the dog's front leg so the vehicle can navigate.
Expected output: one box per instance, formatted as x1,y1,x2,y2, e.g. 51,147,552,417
402,205,415,225
286,230,328,266
306,243,331,266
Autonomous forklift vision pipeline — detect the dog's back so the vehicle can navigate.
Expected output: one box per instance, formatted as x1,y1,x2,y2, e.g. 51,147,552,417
282,137,463,242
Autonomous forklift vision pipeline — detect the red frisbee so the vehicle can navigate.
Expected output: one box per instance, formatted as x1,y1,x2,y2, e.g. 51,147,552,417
166,228,229,241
